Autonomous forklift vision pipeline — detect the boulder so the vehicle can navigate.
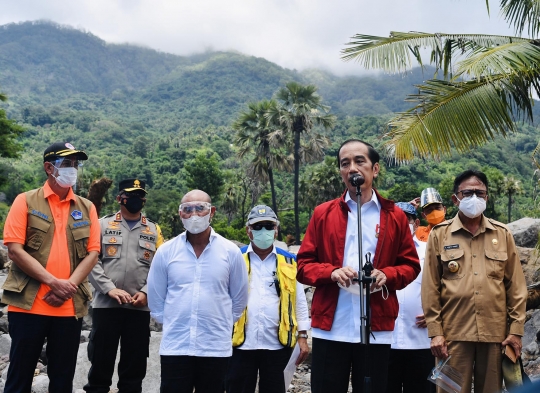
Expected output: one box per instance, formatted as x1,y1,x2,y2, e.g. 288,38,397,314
31,375,49,393
0,335,10,358
508,218,540,248
0,249,7,271
288,245,301,255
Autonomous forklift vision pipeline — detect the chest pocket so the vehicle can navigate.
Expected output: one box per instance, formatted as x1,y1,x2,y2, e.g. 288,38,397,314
440,249,465,280
485,249,507,281
25,216,52,251
138,240,156,264
102,235,123,259
71,225,90,259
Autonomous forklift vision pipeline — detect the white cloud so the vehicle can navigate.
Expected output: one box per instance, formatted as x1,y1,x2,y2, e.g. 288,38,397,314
0,0,516,75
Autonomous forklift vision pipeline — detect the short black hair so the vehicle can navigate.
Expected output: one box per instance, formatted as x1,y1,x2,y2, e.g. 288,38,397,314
453,170,489,194
337,139,380,168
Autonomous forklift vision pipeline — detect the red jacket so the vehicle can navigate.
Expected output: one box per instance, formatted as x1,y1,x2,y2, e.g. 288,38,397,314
297,189,420,332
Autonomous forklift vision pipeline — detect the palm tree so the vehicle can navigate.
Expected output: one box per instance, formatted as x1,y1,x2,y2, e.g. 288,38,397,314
268,82,336,244
502,176,523,222
341,1,540,163
233,99,291,218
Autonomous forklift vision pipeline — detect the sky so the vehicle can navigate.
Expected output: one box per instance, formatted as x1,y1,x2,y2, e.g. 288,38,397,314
0,0,517,75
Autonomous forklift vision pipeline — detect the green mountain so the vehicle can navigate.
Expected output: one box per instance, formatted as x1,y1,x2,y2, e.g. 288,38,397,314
0,20,538,240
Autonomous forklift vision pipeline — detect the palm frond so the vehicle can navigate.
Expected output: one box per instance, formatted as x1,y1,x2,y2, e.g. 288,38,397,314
0,93,6,102
501,0,540,38
384,77,516,162
456,41,540,80
342,32,526,75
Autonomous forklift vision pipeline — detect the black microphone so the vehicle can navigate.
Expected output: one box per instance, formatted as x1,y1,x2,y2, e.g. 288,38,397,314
349,174,365,187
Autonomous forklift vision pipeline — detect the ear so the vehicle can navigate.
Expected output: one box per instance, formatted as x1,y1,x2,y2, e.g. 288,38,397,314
414,218,420,228
210,206,217,220
373,162,380,178
451,194,459,207
246,227,253,240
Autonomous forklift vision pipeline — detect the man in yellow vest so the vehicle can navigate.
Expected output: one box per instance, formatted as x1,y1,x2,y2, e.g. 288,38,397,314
2,142,100,393
227,205,310,393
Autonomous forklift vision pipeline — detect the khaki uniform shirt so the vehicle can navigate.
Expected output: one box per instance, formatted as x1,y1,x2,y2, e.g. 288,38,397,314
89,212,164,311
422,214,527,343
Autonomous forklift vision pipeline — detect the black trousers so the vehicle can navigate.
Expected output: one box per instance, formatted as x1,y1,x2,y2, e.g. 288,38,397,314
5,312,83,393
386,348,436,393
160,355,229,393
311,337,391,393
83,308,150,393
226,347,293,393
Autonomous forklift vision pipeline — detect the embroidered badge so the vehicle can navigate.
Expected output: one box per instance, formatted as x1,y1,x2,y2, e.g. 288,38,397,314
109,237,117,243
71,210,83,220
141,226,154,235
141,216,147,225
143,251,151,260
115,212,122,221
73,221,89,228
106,246,118,257
492,239,498,246
145,242,151,249
444,244,460,250
30,209,49,220
108,221,120,229
375,224,380,238
448,261,459,273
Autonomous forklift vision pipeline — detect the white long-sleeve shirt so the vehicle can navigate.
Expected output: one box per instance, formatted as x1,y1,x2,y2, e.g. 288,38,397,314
312,190,393,344
147,228,248,357
240,245,311,350
392,236,430,349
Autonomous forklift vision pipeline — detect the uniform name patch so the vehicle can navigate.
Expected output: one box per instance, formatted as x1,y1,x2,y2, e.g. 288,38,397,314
105,229,121,236
30,210,49,220
444,244,460,250
73,221,89,228
140,234,156,242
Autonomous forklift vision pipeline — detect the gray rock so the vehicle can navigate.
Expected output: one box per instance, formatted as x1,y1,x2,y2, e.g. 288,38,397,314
274,241,288,250
80,330,90,343
288,245,300,255
73,332,162,392
0,314,10,334
524,340,539,356
523,309,540,349
31,374,49,393
508,218,540,248
0,249,7,270
2,362,9,381
0,335,11,357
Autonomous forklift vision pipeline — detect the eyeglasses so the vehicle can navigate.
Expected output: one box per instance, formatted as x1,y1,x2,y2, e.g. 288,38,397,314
179,202,212,215
251,223,276,231
456,189,487,199
50,158,83,168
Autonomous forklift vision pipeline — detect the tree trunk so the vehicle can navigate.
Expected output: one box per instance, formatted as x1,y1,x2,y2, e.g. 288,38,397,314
267,167,282,241
508,190,512,223
293,119,302,245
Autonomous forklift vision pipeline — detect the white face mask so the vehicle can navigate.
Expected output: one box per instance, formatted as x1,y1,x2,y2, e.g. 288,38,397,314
455,194,486,219
182,214,211,234
409,223,415,235
53,167,78,188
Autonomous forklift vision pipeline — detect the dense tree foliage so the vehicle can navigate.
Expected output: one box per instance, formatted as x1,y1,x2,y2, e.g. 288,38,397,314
0,21,539,241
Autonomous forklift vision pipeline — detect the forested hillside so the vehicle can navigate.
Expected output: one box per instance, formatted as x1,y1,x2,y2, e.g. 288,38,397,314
0,21,538,241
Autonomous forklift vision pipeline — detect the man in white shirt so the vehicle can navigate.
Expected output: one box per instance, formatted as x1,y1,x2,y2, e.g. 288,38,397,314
388,201,435,393
147,189,249,393
226,205,310,393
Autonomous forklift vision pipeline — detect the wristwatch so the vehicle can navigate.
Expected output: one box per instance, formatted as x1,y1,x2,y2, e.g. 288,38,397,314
298,333,308,339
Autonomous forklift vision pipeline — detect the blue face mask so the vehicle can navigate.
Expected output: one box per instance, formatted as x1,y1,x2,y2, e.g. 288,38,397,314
251,228,275,250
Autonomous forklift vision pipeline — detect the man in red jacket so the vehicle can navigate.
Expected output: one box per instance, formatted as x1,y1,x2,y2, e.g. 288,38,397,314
297,139,420,393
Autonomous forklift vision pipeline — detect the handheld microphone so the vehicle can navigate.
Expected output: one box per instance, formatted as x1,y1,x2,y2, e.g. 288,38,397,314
349,174,365,187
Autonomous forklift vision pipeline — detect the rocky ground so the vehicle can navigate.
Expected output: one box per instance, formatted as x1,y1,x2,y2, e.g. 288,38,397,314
0,218,539,392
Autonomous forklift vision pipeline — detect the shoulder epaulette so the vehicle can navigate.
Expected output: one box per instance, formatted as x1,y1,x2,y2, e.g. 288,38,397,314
487,217,509,229
99,213,115,221
145,217,158,225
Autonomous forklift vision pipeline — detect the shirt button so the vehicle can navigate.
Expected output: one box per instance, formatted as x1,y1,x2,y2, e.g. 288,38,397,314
477,311,480,314
474,272,478,275
475,291,479,295
473,254,477,258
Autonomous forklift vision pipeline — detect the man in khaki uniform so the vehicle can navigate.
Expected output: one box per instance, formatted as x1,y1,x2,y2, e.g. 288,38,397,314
84,179,164,393
422,169,527,393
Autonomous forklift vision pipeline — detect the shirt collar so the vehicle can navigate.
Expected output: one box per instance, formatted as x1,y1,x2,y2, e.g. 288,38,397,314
450,213,493,234
345,189,381,212
246,243,277,259
43,181,76,202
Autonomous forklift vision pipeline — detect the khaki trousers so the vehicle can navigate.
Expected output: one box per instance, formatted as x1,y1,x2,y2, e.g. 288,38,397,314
437,341,502,393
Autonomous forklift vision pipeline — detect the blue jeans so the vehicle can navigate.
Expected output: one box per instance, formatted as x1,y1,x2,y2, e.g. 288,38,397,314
5,312,83,393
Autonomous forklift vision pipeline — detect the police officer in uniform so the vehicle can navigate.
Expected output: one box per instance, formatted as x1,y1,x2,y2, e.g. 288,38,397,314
84,179,164,393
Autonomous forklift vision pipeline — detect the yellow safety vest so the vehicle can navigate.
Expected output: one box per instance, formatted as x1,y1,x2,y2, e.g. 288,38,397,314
232,250,298,348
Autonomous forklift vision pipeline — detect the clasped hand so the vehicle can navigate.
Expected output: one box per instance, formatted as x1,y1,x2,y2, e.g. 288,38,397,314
330,266,386,292
43,279,78,307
